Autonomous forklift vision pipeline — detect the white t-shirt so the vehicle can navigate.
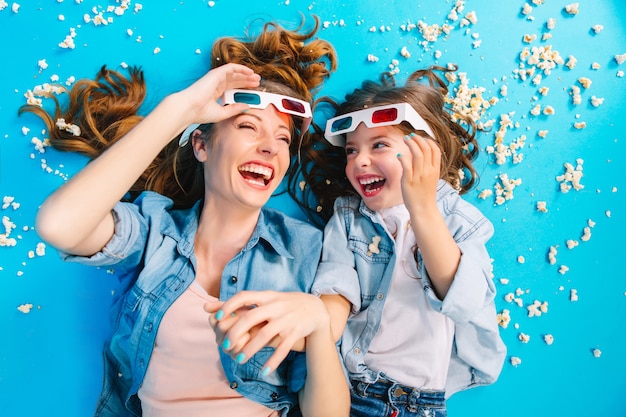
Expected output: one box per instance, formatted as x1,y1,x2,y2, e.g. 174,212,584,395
364,204,455,390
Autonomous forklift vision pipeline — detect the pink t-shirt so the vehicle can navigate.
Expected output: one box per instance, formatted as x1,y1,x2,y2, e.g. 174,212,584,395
138,282,279,417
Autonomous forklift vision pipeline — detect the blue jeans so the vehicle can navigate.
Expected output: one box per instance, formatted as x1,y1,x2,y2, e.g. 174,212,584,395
350,379,447,417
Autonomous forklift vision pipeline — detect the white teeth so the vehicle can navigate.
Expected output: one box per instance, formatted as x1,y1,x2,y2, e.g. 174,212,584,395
359,176,384,185
238,164,273,180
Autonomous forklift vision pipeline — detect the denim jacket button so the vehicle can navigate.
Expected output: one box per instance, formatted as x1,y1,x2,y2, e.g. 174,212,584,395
230,381,238,389
270,392,278,401
376,292,384,300
230,276,238,284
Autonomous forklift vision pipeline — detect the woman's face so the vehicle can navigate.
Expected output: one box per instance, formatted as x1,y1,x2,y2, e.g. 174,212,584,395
195,105,293,211
344,123,408,212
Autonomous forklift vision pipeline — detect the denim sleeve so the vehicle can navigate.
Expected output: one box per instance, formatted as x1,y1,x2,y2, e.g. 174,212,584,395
421,197,496,324
311,210,362,312
60,201,149,273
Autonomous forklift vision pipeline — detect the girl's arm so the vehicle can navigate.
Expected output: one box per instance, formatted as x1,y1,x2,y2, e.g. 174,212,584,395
398,133,461,299
36,64,260,256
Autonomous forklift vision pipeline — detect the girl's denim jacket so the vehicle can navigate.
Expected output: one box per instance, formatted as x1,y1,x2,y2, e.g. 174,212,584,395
62,191,322,417
312,180,507,397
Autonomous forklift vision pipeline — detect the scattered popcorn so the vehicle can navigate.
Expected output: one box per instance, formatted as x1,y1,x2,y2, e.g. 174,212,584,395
590,96,604,107
564,3,579,15
517,255,525,264
592,348,602,358
367,54,379,63
573,121,587,129
591,62,601,70
36,242,46,256
542,105,555,115
478,188,492,199
591,24,604,34
400,46,410,58
556,159,584,192
494,174,522,205
565,55,577,70
298,180,306,191
497,309,511,328
570,288,578,301
510,356,522,367
153,47,161,54
578,77,592,89
536,201,548,212
55,118,81,136
1,215,18,247
548,246,557,265
537,129,549,138
559,265,569,275
519,333,530,343
527,300,548,317
367,235,381,256
500,278,509,285
208,1,215,6
17,303,34,314
546,18,556,30
581,226,592,242
606,210,611,218
544,334,554,345
566,239,579,249
614,54,626,65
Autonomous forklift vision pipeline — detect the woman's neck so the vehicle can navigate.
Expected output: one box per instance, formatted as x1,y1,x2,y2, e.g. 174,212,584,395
193,198,262,296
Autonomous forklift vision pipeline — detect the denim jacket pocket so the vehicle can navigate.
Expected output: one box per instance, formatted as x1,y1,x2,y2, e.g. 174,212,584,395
348,236,393,310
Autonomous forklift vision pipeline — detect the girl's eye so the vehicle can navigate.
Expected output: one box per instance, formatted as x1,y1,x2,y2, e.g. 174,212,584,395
373,141,388,149
345,147,357,156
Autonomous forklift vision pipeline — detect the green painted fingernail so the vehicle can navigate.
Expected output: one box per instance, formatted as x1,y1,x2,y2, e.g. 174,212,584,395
215,310,224,320
397,153,402,157
236,352,246,363
222,338,231,350
261,366,271,376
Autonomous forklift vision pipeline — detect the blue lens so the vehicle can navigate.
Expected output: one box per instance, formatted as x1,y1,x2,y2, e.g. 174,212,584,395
233,92,261,105
331,116,353,132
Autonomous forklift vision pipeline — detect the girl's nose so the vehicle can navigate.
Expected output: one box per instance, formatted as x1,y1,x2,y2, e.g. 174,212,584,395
354,151,370,167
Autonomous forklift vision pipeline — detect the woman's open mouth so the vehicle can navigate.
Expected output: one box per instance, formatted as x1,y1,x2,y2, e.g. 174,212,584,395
238,163,274,187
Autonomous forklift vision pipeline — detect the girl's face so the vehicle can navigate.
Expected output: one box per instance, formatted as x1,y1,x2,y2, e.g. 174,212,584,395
195,106,292,211
344,123,408,211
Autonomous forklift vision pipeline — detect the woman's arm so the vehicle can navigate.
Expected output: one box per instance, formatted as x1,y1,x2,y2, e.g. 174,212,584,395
36,64,260,256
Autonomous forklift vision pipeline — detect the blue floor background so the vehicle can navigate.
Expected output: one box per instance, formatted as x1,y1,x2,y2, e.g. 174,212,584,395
1,1,625,415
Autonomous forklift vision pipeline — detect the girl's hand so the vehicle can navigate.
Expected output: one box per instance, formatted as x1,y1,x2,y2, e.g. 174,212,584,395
177,63,261,126
204,291,330,375
397,132,441,213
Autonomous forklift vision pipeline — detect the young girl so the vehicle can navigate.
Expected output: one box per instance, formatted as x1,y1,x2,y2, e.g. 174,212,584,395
21,19,349,417
308,66,507,416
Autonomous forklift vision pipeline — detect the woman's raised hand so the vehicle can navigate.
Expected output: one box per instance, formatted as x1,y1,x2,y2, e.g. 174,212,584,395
177,63,261,126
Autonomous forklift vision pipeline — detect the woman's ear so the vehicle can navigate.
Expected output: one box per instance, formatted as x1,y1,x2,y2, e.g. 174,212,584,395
191,129,208,162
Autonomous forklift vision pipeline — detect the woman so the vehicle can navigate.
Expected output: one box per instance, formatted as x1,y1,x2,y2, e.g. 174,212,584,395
22,19,348,417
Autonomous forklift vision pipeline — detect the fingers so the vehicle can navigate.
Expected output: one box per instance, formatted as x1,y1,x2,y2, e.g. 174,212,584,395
401,132,441,174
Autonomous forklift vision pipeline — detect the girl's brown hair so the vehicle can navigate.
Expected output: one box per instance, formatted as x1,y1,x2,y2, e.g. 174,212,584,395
19,16,337,209
299,65,481,224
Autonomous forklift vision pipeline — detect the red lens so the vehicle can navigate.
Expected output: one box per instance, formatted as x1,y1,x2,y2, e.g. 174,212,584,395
371,108,398,123
281,98,306,114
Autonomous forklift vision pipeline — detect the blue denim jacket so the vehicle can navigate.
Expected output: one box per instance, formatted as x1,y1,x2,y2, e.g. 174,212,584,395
63,191,322,417
312,180,506,398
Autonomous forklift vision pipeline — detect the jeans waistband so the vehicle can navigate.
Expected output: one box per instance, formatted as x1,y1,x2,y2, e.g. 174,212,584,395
351,378,445,405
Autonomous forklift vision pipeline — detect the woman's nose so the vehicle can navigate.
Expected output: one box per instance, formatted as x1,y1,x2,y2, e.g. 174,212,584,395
258,133,279,155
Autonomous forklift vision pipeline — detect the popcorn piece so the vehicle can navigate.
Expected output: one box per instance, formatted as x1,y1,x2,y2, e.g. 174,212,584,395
570,288,578,301
592,348,602,358
591,62,601,70
542,105,555,115
494,174,522,205
527,300,548,317
546,18,556,30
536,201,548,212
591,25,604,34
55,118,81,136
510,356,522,367
17,303,34,314
517,255,525,264
537,129,549,138
614,54,626,65
566,239,579,249
519,333,530,343
367,54,379,63
590,96,604,107
548,246,557,265
1,215,17,247
367,235,381,256
564,3,579,15
565,55,577,70
544,334,554,345
400,46,410,59
578,77,592,89
497,309,511,329
581,226,592,242
559,265,569,275
573,121,587,129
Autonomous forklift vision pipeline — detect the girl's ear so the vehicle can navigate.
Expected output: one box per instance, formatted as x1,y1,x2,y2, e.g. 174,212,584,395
191,129,208,162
